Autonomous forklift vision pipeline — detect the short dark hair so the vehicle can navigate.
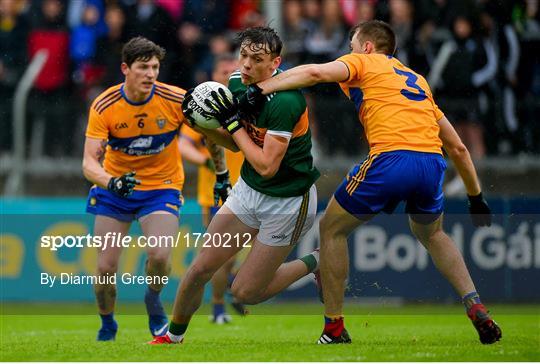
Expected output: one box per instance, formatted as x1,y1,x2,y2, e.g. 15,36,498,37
235,26,283,58
121,36,166,67
350,20,396,55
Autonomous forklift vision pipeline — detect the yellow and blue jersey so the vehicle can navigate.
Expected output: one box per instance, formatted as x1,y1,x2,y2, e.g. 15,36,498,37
86,81,187,191
334,53,447,221
337,53,444,155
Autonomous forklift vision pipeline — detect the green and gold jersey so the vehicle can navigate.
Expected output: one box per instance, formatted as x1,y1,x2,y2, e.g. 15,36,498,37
228,69,320,197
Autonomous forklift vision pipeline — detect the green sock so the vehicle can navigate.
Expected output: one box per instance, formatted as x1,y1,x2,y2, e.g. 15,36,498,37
300,253,318,273
168,321,188,336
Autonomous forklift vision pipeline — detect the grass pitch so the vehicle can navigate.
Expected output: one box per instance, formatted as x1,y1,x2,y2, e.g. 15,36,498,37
1,303,538,361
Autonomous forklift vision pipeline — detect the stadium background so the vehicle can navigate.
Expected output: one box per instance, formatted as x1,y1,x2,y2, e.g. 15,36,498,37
0,1,539,358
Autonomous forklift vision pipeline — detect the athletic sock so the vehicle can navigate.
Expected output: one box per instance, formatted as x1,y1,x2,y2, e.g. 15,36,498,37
167,321,188,342
145,286,165,316
213,303,225,317
462,291,482,312
324,315,344,337
300,250,320,273
100,313,116,329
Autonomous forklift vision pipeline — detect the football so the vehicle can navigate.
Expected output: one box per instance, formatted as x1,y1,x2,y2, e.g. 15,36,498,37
184,81,233,129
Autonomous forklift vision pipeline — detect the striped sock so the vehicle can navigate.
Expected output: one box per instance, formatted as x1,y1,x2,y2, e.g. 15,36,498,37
462,291,482,311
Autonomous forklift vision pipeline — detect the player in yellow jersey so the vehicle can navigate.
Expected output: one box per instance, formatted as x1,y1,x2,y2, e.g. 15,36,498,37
247,20,501,345
82,37,225,341
178,54,247,323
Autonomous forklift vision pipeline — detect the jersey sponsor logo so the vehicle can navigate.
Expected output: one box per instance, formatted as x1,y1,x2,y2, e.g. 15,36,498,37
115,122,128,130
156,117,167,129
128,136,153,149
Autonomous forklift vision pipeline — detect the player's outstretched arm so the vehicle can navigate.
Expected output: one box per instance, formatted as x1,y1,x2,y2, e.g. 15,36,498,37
82,137,113,188
256,61,350,95
438,116,482,196
197,126,240,152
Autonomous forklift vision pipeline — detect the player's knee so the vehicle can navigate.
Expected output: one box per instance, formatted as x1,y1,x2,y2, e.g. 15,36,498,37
319,215,343,241
146,251,169,268
231,286,262,304
97,261,118,276
186,263,216,283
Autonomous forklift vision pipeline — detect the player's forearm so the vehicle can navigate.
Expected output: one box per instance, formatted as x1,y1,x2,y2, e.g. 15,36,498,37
444,145,482,196
82,158,112,189
257,64,322,95
232,130,276,179
198,127,239,152
206,138,227,173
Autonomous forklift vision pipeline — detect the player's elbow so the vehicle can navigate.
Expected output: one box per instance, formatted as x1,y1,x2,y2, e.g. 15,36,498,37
81,158,92,179
306,65,325,84
447,142,469,160
259,165,278,180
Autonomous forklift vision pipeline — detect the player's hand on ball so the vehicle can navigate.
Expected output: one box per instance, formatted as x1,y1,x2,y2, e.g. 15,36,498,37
108,171,140,197
238,84,266,119
205,89,243,134
214,170,232,205
467,192,492,227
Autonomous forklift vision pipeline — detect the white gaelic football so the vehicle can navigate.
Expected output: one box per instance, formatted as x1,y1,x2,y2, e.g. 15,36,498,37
186,81,233,129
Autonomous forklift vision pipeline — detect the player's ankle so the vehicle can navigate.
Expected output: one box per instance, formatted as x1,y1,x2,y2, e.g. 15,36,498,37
462,291,483,312
324,315,345,336
166,331,184,343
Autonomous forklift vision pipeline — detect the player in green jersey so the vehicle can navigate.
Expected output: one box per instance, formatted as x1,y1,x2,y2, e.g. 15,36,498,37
150,26,321,345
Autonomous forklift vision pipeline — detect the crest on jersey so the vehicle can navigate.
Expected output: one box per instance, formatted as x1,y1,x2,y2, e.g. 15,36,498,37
156,117,167,129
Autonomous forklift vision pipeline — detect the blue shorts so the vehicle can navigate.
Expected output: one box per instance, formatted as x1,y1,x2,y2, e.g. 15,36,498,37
86,187,183,222
334,150,447,223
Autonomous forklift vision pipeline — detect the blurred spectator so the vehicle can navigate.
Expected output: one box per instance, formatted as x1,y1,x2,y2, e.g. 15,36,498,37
304,0,362,156
0,0,29,152
228,0,262,30
156,0,184,22
70,3,103,74
124,0,176,81
27,0,74,157
194,34,233,85
182,0,230,34
281,0,310,67
95,5,127,88
304,0,347,63
514,0,540,154
67,0,106,36
430,15,497,161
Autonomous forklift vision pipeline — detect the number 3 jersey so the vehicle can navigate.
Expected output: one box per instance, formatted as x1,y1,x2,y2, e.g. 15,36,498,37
337,53,444,155
86,81,187,191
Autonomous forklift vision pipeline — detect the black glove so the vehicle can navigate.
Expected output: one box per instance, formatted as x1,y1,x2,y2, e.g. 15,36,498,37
468,192,492,227
181,88,197,127
238,83,266,119
205,88,243,134
107,171,140,197
214,170,232,205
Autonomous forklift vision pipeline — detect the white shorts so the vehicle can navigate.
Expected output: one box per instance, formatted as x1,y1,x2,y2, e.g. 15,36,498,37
224,177,317,247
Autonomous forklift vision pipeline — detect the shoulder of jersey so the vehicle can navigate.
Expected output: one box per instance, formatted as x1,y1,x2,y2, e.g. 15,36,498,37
91,84,123,114
154,81,186,105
